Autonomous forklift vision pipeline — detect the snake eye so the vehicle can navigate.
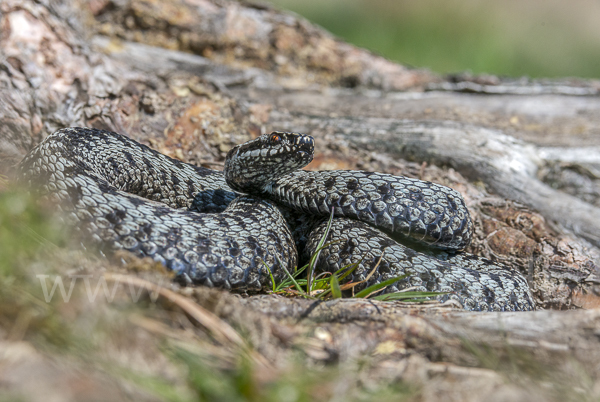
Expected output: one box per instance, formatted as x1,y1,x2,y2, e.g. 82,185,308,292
270,133,281,143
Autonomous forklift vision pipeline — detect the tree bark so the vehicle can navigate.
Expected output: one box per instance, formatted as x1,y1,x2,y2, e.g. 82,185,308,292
2,0,600,399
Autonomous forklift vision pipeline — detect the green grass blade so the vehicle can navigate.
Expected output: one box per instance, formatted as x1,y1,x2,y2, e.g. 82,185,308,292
371,291,447,301
272,263,309,292
292,264,307,278
330,275,342,299
335,261,361,282
353,274,409,299
306,207,335,295
274,254,308,296
261,261,277,293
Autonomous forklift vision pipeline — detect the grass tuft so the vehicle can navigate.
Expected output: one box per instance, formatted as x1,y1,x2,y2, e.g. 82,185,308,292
268,213,446,303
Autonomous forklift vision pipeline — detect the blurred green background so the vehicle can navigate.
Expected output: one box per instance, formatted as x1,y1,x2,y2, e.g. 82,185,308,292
267,0,600,78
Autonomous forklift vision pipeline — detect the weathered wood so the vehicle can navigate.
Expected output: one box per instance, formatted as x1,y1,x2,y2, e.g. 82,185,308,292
2,0,600,399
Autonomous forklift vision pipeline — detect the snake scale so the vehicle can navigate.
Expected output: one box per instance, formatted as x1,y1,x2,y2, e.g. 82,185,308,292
19,127,534,311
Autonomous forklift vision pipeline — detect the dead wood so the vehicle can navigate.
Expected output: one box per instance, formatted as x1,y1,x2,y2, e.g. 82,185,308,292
2,0,600,400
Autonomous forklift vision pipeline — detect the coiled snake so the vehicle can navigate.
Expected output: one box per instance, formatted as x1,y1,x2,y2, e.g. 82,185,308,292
19,127,534,311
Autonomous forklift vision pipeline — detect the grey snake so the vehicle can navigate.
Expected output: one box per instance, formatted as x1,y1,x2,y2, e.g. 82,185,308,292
18,127,535,311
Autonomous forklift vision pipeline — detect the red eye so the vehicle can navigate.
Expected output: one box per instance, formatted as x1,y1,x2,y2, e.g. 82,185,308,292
270,133,281,143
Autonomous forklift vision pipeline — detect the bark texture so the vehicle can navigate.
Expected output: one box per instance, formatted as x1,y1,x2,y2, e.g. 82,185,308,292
2,0,600,400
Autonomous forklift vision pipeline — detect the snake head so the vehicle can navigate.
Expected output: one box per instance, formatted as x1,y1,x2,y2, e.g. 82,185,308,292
267,131,314,166
224,131,315,194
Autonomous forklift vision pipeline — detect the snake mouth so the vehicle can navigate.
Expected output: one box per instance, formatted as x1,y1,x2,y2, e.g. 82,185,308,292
296,150,311,161
294,135,314,160
295,141,314,165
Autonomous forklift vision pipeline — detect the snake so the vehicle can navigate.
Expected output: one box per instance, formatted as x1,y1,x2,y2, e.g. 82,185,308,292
18,127,535,311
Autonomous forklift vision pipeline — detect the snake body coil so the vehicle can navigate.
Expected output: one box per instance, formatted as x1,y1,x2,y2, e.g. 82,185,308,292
19,127,534,311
